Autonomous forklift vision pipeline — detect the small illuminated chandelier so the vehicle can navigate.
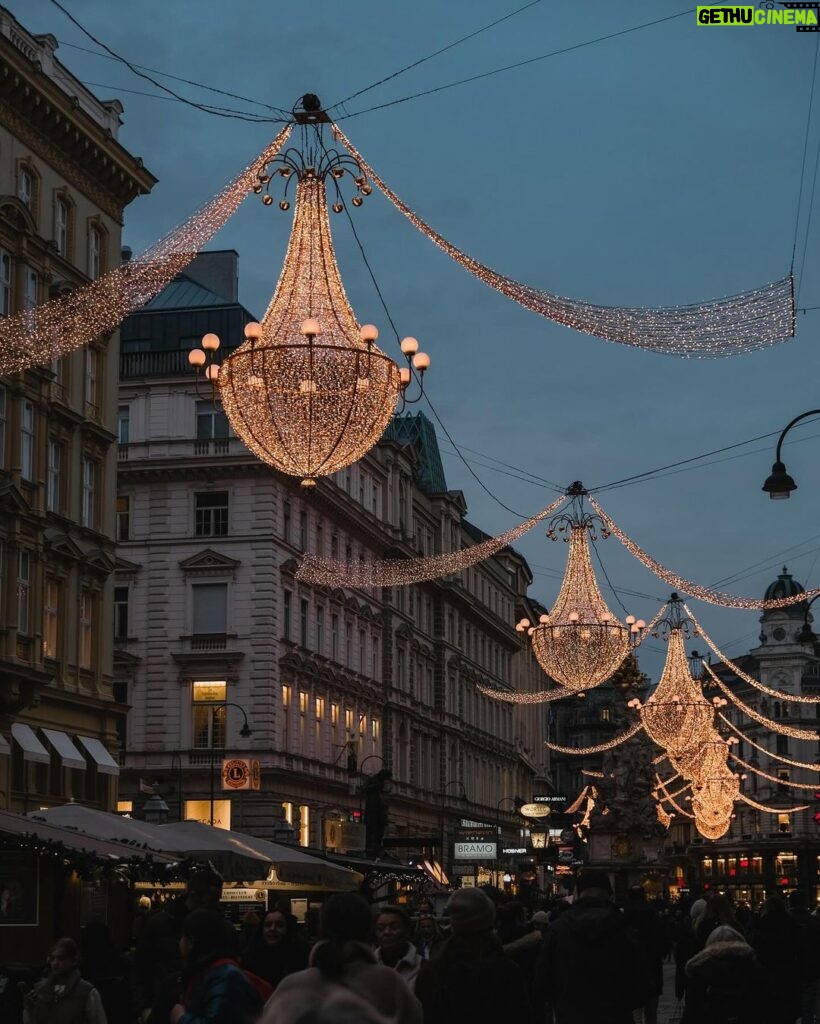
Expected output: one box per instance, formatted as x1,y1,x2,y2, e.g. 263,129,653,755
628,596,716,760
189,95,431,487
515,483,641,693
690,737,740,840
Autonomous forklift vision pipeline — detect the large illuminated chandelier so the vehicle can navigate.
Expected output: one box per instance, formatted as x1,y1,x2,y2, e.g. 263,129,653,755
627,596,715,760
189,99,431,487
515,483,640,693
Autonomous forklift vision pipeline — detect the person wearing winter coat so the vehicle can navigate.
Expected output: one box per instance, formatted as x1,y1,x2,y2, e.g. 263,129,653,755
262,892,421,1024
374,906,424,990
170,909,262,1024
414,887,533,1024
622,886,668,1024
750,896,804,1024
23,938,107,1024
412,914,446,961
681,925,765,1024
535,870,648,1024
241,909,309,991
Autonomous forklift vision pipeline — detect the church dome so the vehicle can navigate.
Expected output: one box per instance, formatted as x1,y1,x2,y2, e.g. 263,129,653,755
763,566,805,603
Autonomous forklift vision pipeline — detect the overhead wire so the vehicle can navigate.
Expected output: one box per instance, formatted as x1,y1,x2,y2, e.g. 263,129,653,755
333,8,693,122
326,0,543,113
44,0,287,123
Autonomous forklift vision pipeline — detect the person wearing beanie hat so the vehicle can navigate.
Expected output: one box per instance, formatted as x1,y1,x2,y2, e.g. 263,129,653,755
682,922,765,1024
415,887,532,1024
534,873,649,1024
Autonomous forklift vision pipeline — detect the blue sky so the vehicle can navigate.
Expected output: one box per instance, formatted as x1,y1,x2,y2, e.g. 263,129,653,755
17,0,820,677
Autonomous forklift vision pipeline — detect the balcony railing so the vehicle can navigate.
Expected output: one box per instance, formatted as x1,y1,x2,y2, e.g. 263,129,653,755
120,350,193,378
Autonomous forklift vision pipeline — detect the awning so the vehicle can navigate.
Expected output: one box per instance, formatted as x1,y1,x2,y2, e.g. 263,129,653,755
0,733,9,756
11,723,50,764
41,729,86,770
76,735,120,776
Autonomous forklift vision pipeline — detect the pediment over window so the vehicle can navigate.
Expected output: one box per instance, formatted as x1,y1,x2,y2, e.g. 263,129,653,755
0,482,31,517
115,556,142,577
0,196,37,234
83,548,117,575
44,528,85,561
179,548,241,576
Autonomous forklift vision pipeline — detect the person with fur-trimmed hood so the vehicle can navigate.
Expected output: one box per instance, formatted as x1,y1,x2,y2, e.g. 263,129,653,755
682,925,765,1024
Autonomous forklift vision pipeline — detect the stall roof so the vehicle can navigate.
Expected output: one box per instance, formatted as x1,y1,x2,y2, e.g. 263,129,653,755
0,809,177,863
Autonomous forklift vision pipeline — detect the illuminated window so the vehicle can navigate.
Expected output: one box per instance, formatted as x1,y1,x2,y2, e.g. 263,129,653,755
299,805,310,847
116,800,133,814
282,685,291,708
282,801,293,825
282,686,291,750
185,799,231,830
345,709,354,733
315,697,325,720
299,691,308,715
331,703,339,727
192,681,227,749
372,718,381,742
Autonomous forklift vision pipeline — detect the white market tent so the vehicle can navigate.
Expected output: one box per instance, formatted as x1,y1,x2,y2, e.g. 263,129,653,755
29,805,361,890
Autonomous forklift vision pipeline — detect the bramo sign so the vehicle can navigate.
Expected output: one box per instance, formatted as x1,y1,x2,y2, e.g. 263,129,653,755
454,826,497,861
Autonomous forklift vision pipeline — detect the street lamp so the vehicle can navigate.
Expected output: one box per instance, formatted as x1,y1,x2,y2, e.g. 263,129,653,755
208,702,252,827
440,780,467,877
762,409,820,499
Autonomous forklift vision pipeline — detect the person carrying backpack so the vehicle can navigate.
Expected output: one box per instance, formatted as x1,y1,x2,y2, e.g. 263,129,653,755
682,925,765,1024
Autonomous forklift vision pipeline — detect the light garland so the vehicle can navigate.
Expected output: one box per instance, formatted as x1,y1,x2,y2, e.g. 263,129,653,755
522,524,631,692
738,793,809,814
216,172,405,486
728,752,820,790
705,666,820,739
717,713,820,770
333,126,795,359
683,605,820,703
0,126,292,375
543,721,642,754
475,680,571,704
635,627,716,758
581,769,606,778
655,774,694,819
564,786,591,815
296,494,567,588
656,804,674,828
588,496,820,610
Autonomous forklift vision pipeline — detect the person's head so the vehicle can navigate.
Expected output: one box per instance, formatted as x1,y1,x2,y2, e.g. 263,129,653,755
185,866,223,912
705,893,737,925
416,914,437,941
531,910,550,934
263,909,297,945
313,894,373,981
689,897,707,922
48,938,79,979
416,899,434,916
179,909,235,966
374,906,411,957
445,888,496,936
706,925,747,947
575,870,613,902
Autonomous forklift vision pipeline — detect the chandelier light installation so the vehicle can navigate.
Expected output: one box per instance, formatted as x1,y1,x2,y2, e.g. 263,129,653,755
189,113,431,487
513,484,639,693
333,125,795,358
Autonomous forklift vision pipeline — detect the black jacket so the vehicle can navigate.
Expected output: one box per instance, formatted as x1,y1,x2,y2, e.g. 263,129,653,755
415,931,533,1024
535,897,648,1024
682,940,765,1024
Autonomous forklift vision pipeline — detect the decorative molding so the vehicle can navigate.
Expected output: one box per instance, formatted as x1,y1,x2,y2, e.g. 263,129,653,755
179,548,241,577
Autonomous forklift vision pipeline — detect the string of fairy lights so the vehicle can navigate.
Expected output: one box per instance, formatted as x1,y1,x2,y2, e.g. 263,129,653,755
332,124,796,358
717,714,820,771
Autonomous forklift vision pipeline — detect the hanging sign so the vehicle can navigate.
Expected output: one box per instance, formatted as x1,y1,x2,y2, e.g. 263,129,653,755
454,826,497,861
222,758,260,791
519,803,551,819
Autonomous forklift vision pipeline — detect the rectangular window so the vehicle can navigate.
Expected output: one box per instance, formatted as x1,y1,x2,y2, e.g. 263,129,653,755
345,623,352,668
331,614,339,661
315,522,324,557
80,590,93,667
47,441,61,513
282,685,291,749
184,800,231,830
88,227,101,280
299,805,310,848
192,583,227,634
20,400,34,481
84,348,97,410
345,709,354,734
776,734,789,756
283,502,291,543
331,703,339,727
114,586,129,640
316,606,324,654
117,406,130,445
283,590,292,641
299,691,308,715
299,511,308,551
315,697,325,720
372,718,381,742
24,267,38,311
17,550,30,635
0,249,10,316
372,636,379,680
0,386,6,468
194,491,229,537
358,630,366,672
43,579,58,658
192,681,227,749
17,168,33,208
55,198,68,256
300,598,308,648
196,401,228,440
82,458,96,528
115,496,130,541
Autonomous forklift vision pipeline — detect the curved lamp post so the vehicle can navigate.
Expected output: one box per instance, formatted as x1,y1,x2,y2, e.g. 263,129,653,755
762,410,820,499
208,702,252,827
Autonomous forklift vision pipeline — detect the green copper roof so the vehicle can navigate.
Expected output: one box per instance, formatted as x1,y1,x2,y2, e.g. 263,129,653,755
383,412,448,495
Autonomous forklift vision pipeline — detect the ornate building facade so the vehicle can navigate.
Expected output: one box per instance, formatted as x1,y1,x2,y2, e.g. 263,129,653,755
0,8,155,812
115,250,551,877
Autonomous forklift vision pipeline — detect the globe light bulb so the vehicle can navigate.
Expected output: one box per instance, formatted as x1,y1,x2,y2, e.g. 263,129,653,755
202,333,221,351
400,336,419,355
188,349,206,367
244,321,262,340
205,364,220,381
359,324,379,343
300,318,321,337
412,352,431,371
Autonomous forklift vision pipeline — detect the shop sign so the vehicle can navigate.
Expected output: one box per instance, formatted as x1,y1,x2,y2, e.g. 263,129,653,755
558,846,574,864
519,803,551,819
533,794,567,806
220,888,267,902
222,758,260,791
454,826,497,861
502,847,527,855
323,819,365,852
452,864,476,875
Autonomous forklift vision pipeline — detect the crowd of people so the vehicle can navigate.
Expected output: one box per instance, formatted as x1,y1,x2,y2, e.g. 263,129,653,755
9,866,820,1024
